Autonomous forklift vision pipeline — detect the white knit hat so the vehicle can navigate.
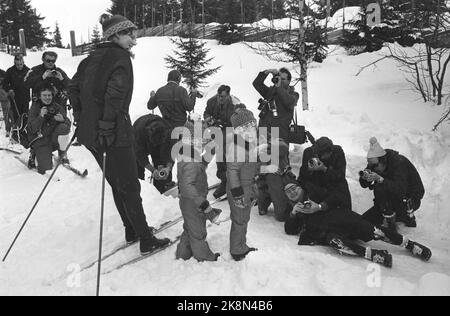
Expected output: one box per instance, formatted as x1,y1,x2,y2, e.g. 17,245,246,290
367,137,387,159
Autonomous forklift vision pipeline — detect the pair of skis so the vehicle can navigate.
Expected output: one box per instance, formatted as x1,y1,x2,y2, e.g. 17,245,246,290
80,195,230,276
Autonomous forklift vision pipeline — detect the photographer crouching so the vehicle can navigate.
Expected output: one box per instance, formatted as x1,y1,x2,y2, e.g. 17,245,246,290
27,84,71,174
253,68,299,143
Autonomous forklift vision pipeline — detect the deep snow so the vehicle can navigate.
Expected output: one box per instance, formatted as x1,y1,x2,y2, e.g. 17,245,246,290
0,37,449,296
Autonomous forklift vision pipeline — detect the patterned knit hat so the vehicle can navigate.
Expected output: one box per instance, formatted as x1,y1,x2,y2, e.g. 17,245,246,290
100,14,137,41
367,137,387,159
231,104,256,129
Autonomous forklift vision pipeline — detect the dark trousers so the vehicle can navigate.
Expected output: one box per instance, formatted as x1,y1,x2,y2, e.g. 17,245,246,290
257,174,293,222
89,146,150,238
362,185,422,225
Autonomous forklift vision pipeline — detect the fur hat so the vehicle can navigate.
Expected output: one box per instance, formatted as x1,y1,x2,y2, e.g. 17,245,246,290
100,14,137,41
230,104,256,129
367,137,387,159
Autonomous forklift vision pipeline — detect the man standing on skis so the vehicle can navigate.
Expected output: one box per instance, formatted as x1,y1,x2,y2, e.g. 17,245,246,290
69,14,170,255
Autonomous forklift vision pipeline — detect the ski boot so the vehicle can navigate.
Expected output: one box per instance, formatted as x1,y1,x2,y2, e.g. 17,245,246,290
368,248,393,268
231,248,258,262
140,234,171,256
381,213,397,232
126,226,157,245
406,241,432,261
213,182,227,199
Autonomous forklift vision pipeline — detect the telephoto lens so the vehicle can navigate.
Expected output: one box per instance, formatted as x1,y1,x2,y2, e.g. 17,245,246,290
159,169,168,179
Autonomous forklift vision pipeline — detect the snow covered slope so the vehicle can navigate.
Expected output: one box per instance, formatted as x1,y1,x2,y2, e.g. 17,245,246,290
0,38,449,296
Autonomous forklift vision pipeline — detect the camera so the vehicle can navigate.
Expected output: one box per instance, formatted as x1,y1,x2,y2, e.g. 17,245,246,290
158,169,168,179
302,201,312,209
272,75,280,85
44,105,59,120
359,169,372,178
309,158,321,166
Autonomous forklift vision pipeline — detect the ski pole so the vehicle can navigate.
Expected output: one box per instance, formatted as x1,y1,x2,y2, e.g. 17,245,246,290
2,132,78,262
96,150,107,297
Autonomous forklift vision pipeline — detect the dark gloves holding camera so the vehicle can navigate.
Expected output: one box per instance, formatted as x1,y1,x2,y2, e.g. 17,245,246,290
98,120,116,149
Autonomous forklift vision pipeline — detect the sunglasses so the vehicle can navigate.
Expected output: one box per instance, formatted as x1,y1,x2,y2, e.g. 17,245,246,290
234,120,257,133
45,59,56,63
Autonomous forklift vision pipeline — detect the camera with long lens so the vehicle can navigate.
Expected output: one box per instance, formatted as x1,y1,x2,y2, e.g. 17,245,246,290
158,169,168,179
359,169,372,179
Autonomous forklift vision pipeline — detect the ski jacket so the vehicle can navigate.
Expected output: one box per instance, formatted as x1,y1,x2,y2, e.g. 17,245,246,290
253,71,299,142
203,95,239,129
27,100,70,148
299,145,352,211
360,149,425,202
69,42,135,149
147,82,196,129
177,158,209,209
24,64,69,104
4,65,31,106
227,138,259,201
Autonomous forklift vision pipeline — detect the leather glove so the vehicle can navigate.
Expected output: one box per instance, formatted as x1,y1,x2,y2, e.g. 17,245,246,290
98,120,116,149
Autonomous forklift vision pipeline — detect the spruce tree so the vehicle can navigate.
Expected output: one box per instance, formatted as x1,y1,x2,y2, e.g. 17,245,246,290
165,24,221,92
51,22,63,48
0,0,49,48
91,25,102,44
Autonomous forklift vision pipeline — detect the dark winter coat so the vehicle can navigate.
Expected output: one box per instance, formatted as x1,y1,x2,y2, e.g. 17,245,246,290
299,145,352,211
0,69,6,88
24,64,70,104
203,96,236,129
253,71,299,142
147,82,196,129
69,42,135,149
360,149,425,202
133,114,172,169
4,65,31,109
27,100,70,148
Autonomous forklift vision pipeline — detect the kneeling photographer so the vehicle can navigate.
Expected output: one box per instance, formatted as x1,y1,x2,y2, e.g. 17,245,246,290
27,84,71,174
253,68,299,143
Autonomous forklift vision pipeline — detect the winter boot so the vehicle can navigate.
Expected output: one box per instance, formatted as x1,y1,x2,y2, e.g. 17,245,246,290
214,253,221,261
140,234,171,255
58,150,69,165
258,206,268,216
205,208,222,225
381,213,397,232
231,248,258,262
28,149,36,169
213,182,227,199
127,226,157,245
406,240,432,261
398,213,417,228
366,248,393,268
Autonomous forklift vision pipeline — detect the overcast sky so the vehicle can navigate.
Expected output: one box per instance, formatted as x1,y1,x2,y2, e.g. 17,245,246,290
31,0,111,46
